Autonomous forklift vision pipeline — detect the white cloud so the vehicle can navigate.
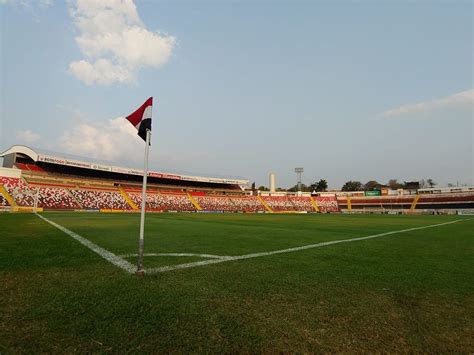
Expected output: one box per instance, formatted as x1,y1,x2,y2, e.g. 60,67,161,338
16,130,41,143
69,59,135,85
1,0,53,9
381,89,474,118
69,0,176,85
59,117,143,161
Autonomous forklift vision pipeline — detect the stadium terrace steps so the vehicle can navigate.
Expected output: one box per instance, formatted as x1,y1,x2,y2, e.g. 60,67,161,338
346,196,352,212
411,195,420,210
67,188,83,209
257,196,273,212
0,184,16,207
119,187,139,210
186,193,203,210
309,196,320,212
314,196,340,213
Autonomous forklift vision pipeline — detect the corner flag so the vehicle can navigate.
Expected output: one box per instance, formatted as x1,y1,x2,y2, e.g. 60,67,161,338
125,97,153,142
125,97,154,274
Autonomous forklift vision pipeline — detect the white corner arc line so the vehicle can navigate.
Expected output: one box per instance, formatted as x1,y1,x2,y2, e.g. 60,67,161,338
36,213,135,274
146,219,465,274
119,253,228,259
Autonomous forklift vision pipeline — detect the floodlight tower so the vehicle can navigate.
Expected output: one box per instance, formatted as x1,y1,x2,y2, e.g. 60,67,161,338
295,167,304,192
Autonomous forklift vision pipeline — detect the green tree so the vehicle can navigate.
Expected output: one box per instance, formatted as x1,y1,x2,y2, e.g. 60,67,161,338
405,181,420,190
314,179,328,192
341,181,363,191
257,185,269,191
287,184,298,192
427,178,436,188
388,179,403,190
364,180,380,191
288,184,310,192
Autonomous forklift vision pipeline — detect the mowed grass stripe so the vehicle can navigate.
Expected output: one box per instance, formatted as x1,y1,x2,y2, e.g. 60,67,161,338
34,212,467,275
146,219,464,273
37,213,465,258
36,213,136,273
1,213,473,352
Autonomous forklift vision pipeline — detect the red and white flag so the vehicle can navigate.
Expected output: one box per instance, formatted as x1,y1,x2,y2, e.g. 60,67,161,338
125,97,153,142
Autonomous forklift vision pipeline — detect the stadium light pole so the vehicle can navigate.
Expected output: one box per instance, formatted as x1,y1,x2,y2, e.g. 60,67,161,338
295,167,304,192
137,128,151,274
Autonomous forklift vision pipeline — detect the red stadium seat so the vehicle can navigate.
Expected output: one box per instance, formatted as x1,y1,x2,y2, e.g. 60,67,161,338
70,188,131,210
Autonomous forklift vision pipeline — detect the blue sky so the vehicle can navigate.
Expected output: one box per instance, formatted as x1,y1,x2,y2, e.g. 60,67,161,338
1,0,472,188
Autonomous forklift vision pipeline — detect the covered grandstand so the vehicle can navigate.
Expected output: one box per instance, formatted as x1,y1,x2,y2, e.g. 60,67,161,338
0,145,473,213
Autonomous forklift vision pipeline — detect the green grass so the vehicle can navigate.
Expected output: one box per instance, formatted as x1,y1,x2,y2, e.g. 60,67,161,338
1,212,473,352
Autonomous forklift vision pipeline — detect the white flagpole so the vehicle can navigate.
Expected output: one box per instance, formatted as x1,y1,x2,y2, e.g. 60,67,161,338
34,187,39,213
137,128,151,274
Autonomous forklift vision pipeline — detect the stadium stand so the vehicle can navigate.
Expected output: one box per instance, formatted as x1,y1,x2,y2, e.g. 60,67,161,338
15,163,29,170
0,177,78,209
1,177,35,207
228,196,265,212
416,193,474,210
315,196,340,213
339,196,414,211
70,188,130,210
26,164,45,172
194,195,236,211
1,145,474,213
288,196,315,212
261,196,297,211
128,191,196,211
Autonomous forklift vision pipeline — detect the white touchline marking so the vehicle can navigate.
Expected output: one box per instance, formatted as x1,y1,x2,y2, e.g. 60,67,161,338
146,219,466,274
119,252,229,259
36,213,135,274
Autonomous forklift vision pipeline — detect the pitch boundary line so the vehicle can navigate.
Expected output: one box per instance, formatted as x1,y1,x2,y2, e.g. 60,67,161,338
35,214,468,275
36,213,136,273
119,252,228,259
145,219,464,274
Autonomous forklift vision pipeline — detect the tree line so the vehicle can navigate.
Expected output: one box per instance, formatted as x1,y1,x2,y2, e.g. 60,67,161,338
253,178,438,192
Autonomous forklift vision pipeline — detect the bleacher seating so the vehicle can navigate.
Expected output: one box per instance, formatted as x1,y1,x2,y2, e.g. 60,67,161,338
314,196,340,212
129,192,196,211
26,164,45,172
262,196,297,211
418,194,474,203
1,174,473,213
14,163,46,173
0,177,34,206
288,196,314,212
0,177,78,209
228,196,265,212
71,189,130,210
194,195,236,211
344,197,413,210
15,163,29,170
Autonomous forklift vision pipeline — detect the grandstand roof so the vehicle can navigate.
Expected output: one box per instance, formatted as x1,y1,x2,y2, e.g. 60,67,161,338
0,145,249,186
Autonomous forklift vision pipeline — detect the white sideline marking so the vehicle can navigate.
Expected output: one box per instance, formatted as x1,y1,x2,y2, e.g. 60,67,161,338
36,213,135,273
146,219,465,274
119,252,228,259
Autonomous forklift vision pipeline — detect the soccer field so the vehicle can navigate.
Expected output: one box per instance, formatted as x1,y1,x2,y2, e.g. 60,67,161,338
1,212,473,352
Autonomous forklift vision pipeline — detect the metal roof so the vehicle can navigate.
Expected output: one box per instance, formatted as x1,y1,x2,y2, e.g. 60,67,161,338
0,145,249,185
